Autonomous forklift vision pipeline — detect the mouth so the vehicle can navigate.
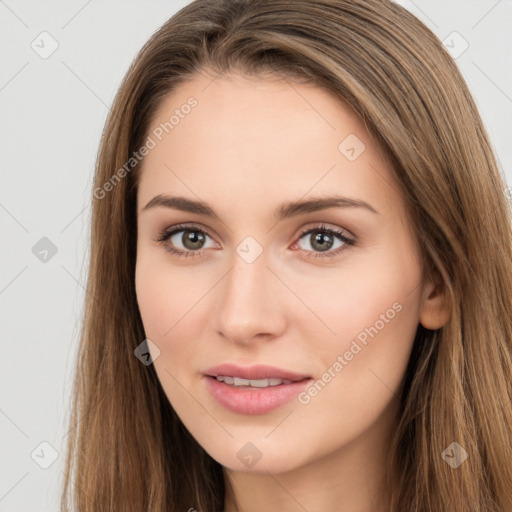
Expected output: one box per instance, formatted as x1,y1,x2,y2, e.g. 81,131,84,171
206,375,310,388
204,363,312,382
203,363,313,414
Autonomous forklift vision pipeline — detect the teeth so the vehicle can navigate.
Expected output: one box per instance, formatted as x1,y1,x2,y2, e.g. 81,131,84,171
216,375,293,387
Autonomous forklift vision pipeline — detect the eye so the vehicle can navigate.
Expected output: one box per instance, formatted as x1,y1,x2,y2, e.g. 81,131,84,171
154,222,355,260
293,223,355,259
154,223,218,258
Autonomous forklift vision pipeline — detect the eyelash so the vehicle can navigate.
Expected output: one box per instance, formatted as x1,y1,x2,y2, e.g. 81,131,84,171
154,223,355,260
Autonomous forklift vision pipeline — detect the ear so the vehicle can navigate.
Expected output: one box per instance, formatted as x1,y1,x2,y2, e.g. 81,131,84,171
419,268,451,330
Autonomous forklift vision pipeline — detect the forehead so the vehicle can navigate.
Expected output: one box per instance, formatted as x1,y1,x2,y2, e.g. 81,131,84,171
136,72,400,219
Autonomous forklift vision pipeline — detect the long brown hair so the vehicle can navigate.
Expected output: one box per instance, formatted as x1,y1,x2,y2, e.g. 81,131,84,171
61,0,512,510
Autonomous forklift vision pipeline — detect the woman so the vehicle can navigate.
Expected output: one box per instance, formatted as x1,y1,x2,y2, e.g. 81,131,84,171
61,0,512,511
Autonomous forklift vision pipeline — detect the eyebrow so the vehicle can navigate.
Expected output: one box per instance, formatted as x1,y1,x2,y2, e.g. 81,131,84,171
141,194,379,222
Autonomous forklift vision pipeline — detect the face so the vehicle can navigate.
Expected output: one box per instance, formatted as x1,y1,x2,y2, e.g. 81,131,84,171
135,71,431,474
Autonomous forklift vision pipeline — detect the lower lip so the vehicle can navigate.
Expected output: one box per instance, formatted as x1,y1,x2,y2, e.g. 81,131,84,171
204,376,312,415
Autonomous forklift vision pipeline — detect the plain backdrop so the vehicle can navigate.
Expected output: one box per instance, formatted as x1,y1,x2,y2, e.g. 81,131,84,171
1,1,511,510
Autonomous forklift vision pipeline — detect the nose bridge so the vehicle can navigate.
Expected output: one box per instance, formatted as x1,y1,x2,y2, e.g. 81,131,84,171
214,239,284,343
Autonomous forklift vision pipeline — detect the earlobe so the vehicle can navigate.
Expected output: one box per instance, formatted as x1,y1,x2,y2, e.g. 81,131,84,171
419,270,451,330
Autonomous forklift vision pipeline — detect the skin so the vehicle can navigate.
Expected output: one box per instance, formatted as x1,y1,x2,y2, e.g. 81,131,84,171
135,71,450,512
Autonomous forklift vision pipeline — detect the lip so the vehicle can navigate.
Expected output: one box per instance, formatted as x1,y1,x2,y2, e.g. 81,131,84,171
203,363,312,415
204,363,311,381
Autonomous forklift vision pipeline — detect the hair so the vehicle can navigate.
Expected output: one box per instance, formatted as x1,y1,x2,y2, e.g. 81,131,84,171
60,0,512,510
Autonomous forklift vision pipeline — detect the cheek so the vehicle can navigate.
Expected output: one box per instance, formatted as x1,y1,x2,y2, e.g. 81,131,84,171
296,244,423,420
300,247,422,349
135,251,197,336
135,257,198,404
135,254,211,377
294,275,421,448
135,258,169,337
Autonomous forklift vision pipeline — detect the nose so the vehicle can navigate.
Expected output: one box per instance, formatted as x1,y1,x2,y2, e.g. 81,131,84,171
213,244,287,346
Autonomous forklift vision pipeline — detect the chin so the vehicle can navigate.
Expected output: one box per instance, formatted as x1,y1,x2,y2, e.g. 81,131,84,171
208,442,308,475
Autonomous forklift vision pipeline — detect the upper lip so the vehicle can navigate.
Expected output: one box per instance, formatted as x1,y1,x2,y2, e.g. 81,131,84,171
205,363,311,382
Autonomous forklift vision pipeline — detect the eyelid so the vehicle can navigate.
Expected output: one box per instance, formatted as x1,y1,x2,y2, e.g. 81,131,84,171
155,222,353,242
154,222,217,243
296,221,354,240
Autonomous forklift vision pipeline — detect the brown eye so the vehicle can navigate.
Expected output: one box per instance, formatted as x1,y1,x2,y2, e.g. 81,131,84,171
155,224,217,257
179,230,207,250
295,224,355,259
307,231,336,252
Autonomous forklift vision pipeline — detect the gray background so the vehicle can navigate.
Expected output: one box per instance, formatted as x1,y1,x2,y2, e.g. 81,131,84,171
1,1,510,510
